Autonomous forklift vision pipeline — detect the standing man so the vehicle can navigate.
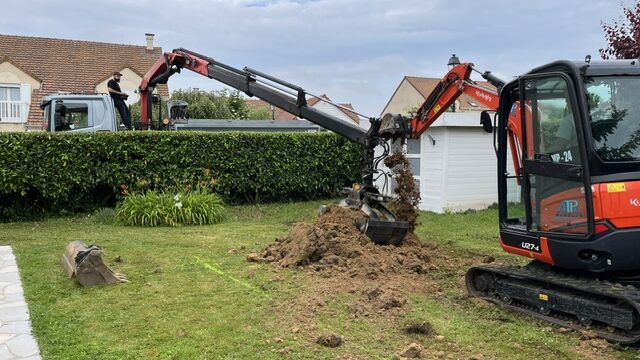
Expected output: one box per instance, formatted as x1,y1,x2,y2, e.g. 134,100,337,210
107,71,132,130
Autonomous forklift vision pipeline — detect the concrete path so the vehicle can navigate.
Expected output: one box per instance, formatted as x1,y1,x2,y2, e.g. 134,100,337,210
0,246,41,360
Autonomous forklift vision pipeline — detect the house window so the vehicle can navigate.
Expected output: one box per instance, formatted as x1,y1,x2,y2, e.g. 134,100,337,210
0,85,21,121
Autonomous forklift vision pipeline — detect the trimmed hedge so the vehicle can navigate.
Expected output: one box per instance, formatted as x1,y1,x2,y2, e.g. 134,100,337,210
0,131,363,220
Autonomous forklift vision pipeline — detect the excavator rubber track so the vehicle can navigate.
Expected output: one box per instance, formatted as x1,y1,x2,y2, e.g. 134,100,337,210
466,263,640,344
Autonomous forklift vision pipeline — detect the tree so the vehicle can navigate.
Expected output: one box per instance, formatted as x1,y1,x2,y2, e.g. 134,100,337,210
600,1,640,59
247,107,273,120
130,88,279,127
171,88,250,119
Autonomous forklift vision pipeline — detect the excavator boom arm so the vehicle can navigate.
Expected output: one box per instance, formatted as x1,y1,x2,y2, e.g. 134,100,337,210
410,63,501,138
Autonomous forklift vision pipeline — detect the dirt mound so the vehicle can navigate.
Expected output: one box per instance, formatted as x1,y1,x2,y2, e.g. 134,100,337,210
404,321,436,336
249,200,435,350
255,205,431,279
349,286,407,317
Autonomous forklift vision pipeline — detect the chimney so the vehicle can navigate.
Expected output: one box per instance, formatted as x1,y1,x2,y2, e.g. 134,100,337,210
145,33,155,51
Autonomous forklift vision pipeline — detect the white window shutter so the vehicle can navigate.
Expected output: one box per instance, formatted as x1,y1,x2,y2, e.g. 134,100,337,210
20,84,31,123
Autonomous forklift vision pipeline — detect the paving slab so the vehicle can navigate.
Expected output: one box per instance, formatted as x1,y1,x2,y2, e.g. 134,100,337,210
0,247,41,359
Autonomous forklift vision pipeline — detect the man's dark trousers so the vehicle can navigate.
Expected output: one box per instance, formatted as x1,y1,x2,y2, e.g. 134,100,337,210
114,99,132,130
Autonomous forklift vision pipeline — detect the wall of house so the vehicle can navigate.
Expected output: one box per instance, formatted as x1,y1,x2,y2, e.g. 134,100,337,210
95,68,142,106
380,79,425,115
0,123,25,132
418,127,446,212
0,62,38,129
0,62,40,89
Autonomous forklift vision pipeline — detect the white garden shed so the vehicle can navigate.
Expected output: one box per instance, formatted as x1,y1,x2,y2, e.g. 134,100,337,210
401,111,499,213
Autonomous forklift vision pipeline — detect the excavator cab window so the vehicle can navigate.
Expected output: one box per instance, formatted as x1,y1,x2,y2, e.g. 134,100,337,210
586,76,640,162
498,73,592,239
520,74,589,236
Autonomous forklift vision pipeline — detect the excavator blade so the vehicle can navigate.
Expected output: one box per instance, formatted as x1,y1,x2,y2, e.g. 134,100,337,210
62,241,127,287
356,218,409,246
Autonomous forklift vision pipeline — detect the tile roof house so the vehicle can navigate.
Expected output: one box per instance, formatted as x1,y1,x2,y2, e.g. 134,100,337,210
0,33,169,131
381,76,495,116
245,94,361,125
378,74,504,213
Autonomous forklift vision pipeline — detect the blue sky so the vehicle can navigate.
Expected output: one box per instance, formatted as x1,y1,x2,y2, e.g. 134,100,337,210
0,0,630,116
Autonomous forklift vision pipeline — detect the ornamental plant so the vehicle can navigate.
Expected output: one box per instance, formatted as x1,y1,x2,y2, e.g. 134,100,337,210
115,188,227,227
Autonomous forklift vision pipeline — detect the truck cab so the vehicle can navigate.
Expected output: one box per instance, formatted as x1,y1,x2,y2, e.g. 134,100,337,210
40,93,120,132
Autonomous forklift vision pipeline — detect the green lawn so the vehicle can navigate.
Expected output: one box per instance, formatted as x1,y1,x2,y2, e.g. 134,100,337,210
0,201,635,359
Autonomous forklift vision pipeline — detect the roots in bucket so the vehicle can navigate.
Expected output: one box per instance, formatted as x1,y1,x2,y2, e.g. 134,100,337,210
384,150,421,232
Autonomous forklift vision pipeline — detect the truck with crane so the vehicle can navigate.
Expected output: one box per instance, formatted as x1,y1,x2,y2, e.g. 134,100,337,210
47,47,640,342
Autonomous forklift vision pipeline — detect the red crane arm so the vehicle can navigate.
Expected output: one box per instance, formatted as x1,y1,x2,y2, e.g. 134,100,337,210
139,50,211,128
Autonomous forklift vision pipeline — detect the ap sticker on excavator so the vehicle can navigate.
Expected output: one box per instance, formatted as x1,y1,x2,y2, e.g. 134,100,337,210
607,183,626,193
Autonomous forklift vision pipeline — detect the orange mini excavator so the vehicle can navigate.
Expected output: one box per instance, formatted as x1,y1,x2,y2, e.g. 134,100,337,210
384,55,640,343
139,49,640,341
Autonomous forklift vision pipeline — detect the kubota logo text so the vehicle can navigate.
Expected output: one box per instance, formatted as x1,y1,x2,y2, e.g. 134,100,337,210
475,91,493,103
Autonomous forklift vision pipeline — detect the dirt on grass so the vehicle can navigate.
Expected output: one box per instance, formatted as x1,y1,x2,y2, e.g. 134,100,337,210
254,205,431,279
245,203,620,359
245,152,439,356
247,202,440,353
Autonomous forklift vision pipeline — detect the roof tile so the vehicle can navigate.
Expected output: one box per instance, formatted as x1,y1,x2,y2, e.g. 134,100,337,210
0,33,169,125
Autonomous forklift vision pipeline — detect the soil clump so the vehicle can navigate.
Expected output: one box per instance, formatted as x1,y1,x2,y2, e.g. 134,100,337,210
316,333,343,348
384,150,421,231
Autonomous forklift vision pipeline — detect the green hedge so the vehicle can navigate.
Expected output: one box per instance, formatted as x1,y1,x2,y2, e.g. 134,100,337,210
0,131,363,220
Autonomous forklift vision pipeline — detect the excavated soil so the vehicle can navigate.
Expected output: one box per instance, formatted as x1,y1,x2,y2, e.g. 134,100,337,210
255,205,431,278
247,152,459,356
385,151,421,232
248,203,437,335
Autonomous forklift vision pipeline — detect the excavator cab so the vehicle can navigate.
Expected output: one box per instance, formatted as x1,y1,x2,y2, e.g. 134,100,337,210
467,59,640,343
494,60,640,272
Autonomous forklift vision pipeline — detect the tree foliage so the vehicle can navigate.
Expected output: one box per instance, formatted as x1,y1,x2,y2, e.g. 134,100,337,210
246,107,273,120
131,88,273,122
601,1,640,59
169,88,249,119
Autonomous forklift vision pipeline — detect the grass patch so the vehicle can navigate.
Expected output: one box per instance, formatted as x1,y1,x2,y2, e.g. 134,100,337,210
0,201,633,359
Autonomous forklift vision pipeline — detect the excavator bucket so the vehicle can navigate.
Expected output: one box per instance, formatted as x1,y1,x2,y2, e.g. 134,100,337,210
61,241,127,287
328,187,410,246
356,218,409,246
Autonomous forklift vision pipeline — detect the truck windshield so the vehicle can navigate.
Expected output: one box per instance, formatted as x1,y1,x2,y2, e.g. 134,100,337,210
586,76,640,161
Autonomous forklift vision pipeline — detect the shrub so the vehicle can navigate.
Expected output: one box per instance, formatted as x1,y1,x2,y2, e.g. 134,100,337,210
0,131,363,220
91,207,116,225
115,190,227,227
